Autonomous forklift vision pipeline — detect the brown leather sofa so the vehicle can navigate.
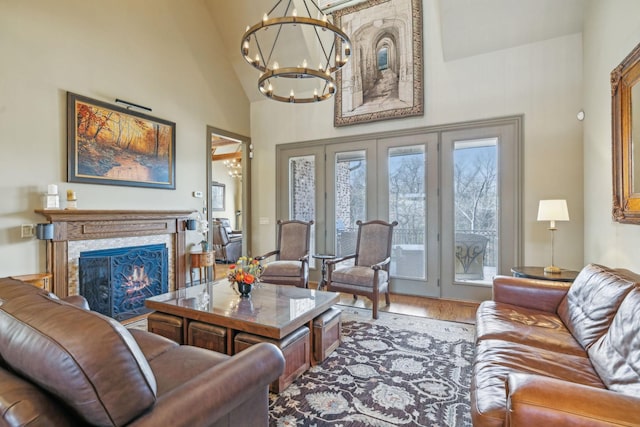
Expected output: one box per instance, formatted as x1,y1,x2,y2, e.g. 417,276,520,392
0,277,284,427
471,263,640,426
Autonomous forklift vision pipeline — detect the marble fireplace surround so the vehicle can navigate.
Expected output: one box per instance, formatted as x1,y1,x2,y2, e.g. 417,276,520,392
35,210,194,298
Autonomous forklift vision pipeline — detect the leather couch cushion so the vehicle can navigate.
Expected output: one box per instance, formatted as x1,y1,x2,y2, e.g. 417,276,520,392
129,328,179,361
557,264,639,350
589,287,640,396
471,339,605,427
0,277,48,300
0,293,157,427
475,301,584,355
0,367,78,426
145,345,229,395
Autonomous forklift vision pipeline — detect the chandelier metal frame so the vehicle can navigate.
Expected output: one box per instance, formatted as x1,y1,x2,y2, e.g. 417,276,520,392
241,0,351,103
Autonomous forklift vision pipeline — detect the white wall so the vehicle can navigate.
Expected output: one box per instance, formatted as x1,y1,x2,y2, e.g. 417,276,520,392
583,0,640,270
0,0,250,276
249,0,585,273
211,161,241,225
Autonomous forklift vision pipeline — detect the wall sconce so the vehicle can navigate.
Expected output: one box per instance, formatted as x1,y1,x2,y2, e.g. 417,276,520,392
35,223,54,240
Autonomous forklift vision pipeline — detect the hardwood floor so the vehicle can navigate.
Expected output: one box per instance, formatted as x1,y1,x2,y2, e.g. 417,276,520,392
214,263,479,325
333,291,478,324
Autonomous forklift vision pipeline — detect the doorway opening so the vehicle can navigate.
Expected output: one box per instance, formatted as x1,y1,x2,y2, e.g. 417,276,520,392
206,126,251,259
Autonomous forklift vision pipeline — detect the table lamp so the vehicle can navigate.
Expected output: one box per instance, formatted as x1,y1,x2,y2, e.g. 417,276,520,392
537,199,570,273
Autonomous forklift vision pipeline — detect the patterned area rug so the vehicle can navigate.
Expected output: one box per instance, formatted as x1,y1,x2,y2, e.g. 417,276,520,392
269,307,475,427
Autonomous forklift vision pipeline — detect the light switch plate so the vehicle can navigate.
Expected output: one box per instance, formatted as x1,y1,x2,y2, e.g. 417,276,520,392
21,224,34,238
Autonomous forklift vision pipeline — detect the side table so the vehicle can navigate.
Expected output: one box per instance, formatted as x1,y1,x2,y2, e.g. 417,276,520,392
511,266,579,283
10,273,52,292
190,251,216,285
312,254,335,290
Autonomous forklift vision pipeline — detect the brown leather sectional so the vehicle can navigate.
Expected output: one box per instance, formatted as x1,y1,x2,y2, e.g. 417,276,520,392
472,263,640,426
0,278,285,427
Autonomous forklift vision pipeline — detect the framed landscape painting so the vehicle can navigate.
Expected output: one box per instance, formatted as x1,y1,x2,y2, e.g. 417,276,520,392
333,0,424,127
67,92,176,189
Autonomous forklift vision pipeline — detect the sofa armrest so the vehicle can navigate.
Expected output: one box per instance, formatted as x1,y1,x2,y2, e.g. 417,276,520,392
493,275,571,312
129,342,284,427
506,373,640,426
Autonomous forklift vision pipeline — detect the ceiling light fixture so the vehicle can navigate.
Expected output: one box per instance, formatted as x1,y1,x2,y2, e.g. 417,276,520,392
241,0,351,103
224,159,242,179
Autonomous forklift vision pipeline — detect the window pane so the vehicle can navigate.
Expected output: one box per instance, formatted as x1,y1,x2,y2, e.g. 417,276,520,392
453,138,498,284
289,155,315,262
388,145,426,279
335,151,366,257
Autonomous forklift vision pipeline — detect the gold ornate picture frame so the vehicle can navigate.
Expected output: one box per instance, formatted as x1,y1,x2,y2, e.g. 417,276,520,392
333,0,424,127
611,42,640,223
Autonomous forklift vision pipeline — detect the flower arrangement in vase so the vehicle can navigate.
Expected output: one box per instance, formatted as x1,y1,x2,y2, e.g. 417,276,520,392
227,257,264,297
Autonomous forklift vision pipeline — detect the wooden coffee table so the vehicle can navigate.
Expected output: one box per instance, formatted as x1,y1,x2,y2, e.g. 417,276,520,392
145,280,340,391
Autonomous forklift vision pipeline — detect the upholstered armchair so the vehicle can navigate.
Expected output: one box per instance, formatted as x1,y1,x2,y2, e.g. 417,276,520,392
326,220,397,319
214,217,242,238
212,220,242,263
255,220,314,288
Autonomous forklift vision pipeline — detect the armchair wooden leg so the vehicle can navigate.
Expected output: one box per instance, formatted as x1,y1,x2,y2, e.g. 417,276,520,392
385,291,390,306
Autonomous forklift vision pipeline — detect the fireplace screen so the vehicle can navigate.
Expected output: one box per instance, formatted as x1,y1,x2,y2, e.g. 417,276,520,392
79,244,168,321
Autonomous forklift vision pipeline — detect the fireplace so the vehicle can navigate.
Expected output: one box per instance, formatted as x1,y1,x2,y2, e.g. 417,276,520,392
79,244,168,321
34,209,193,298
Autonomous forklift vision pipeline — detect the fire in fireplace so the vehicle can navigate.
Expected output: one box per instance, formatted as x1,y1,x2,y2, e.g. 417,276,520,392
79,244,168,321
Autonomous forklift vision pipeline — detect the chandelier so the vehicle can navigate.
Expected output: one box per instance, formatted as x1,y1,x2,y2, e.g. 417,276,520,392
224,158,242,179
241,0,351,103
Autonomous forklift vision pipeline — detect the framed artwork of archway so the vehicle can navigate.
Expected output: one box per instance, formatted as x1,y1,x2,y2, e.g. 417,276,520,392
333,0,423,127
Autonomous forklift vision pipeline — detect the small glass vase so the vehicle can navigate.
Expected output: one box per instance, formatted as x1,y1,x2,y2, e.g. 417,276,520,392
237,281,252,297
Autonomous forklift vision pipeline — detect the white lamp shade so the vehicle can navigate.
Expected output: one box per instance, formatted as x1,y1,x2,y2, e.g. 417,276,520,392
537,199,570,222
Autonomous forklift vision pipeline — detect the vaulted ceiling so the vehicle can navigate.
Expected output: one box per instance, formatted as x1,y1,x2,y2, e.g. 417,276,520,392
206,0,585,103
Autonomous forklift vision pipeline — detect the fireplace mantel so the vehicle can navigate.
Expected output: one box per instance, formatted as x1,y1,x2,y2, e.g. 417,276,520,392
35,209,194,297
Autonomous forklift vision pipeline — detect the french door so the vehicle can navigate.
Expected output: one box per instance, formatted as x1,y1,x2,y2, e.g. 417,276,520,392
276,117,521,301
377,134,440,297
440,122,520,300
